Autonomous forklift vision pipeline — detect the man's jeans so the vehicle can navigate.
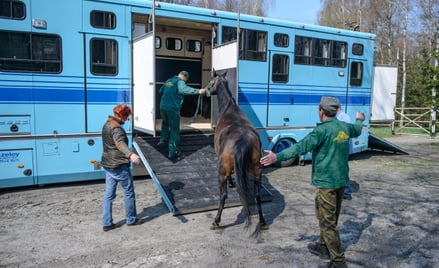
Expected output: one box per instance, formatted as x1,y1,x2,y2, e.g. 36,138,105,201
344,179,352,198
102,165,137,226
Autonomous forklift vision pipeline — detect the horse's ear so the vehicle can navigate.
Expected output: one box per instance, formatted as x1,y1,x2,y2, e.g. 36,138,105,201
222,71,227,78
213,69,217,77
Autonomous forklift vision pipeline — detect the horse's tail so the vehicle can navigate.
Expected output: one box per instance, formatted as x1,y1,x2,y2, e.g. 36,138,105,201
234,137,254,221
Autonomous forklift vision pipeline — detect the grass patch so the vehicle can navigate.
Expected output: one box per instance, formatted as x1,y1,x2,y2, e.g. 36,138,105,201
370,126,435,138
396,127,432,136
370,127,394,138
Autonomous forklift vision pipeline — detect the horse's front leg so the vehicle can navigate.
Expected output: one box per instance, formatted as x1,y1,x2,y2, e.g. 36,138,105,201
211,175,228,230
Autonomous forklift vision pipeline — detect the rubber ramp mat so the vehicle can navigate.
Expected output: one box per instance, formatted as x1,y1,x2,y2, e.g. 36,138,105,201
368,134,409,154
133,133,272,216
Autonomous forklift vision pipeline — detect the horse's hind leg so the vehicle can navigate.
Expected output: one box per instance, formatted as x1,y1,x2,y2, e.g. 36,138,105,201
255,179,268,229
228,177,235,188
211,176,228,230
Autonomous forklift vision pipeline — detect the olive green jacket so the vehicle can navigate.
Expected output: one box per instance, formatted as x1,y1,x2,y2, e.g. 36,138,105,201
276,117,363,189
101,116,132,169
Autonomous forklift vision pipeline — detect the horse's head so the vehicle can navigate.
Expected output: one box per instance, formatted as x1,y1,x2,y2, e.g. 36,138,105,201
206,69,227,96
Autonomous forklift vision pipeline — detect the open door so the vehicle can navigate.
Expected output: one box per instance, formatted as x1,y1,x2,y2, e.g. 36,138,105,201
133,32,156,135
347,59,370,153
211,41,238,125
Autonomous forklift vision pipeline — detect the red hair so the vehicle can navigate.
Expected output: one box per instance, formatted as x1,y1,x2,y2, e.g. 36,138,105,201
113,104,132,119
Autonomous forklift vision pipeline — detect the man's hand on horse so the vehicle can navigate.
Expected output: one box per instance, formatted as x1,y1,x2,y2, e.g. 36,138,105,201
260,150,277,166
199,88,207,95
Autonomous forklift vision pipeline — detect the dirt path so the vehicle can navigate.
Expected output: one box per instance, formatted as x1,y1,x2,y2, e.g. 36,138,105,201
1,135,438,268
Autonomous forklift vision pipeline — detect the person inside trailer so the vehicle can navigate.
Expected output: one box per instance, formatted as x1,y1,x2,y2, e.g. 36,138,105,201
158,70,207,160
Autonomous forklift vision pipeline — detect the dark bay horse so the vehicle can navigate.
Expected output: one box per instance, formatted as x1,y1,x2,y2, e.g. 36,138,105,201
207,70,267,234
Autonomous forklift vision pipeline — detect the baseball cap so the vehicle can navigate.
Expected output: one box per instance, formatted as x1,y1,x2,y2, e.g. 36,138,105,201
319,96,340,116
180,70,189,80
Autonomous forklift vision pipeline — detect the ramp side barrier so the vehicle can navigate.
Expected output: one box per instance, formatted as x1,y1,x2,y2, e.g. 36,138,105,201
132,141,175,214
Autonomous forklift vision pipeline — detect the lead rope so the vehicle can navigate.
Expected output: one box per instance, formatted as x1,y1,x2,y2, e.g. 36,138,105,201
186,94,202,125
186,80,214,125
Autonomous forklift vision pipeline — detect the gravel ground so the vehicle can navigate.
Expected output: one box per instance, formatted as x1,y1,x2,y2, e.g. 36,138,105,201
0,134,438,268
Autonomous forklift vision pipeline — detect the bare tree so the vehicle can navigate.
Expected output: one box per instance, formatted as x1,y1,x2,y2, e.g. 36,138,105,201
160,0,195,5
318,0,364,30
221,0,240,12
193,0,271,16
319,0,439,110
364,0,398,64
418,0,439,65
398,0,409,125
196,0,217,9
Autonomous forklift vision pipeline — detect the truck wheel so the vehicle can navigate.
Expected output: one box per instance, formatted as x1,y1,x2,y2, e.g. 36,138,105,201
272,138,297,167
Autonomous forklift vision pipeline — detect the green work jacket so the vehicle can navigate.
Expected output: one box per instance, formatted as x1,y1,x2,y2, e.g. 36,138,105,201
276,117,363,189
159,76,199,112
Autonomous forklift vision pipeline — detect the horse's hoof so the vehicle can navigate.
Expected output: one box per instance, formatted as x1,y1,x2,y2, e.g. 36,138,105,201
228,178,236,188
210,223,221,230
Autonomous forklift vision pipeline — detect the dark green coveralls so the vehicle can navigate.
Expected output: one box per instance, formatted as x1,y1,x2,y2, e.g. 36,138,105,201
276,117,363,262
159,75,200,158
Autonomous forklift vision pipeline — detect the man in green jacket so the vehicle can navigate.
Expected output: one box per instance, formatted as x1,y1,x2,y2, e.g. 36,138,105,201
260,96,365,268
158,70,206,159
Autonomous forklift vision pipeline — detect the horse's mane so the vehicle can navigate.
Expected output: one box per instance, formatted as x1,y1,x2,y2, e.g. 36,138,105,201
216,75,236,114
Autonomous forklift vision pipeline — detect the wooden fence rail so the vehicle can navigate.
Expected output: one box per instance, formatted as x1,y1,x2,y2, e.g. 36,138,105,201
392,107,437,137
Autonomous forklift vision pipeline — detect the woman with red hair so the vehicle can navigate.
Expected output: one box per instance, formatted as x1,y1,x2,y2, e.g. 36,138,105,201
101,104,142,232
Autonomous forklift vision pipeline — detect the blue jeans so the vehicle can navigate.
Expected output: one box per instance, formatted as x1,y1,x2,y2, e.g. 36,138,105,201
102,165,137,226
344,179,352,197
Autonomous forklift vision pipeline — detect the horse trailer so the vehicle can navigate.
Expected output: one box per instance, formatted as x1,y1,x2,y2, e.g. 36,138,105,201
0,0,376,188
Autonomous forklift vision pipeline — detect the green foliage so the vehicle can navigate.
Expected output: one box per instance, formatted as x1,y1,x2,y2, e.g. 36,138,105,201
421,48,439,107
401,55,430,107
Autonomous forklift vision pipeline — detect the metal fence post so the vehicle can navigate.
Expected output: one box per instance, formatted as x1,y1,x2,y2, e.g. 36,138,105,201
431,106,437,137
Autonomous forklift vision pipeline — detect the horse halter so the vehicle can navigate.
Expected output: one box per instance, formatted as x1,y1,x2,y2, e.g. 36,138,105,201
206,76,219,93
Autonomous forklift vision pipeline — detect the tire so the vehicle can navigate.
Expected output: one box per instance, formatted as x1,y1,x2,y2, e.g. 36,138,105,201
272,138,297,167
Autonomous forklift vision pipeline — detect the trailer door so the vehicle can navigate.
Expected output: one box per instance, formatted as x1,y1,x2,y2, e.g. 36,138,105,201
347,59,370,153
371,65,397,122
211,41,238,125
133,32,156,135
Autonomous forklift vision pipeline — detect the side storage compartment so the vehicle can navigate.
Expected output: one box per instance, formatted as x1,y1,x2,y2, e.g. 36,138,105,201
0,115,35,188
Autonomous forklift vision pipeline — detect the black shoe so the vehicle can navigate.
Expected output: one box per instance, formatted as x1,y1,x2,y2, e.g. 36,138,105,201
127,218,146,226
103,224,117,232
168,152,183,161
343,195,352,200
319,260,347,268
308,242,330,259
157,141,167,147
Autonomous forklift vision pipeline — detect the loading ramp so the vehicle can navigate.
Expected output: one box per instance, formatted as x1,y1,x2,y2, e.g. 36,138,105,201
133,133,272,216
368,134,409,155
